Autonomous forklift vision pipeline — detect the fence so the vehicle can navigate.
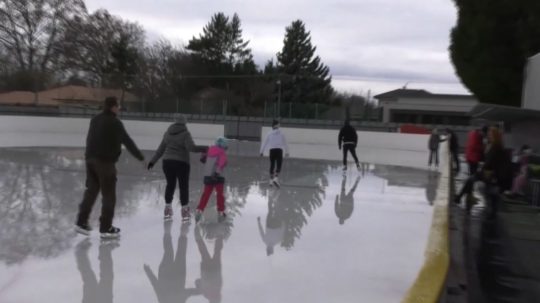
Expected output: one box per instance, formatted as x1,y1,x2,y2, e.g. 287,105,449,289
0,105,474,142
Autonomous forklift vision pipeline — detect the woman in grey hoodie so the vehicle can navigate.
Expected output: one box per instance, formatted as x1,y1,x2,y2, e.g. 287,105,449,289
148,114,206,221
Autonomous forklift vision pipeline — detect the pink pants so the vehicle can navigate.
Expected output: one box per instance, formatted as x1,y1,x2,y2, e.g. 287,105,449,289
197,184,225,212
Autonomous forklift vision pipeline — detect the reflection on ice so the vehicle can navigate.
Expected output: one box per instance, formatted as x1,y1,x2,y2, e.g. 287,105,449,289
0,146,437,303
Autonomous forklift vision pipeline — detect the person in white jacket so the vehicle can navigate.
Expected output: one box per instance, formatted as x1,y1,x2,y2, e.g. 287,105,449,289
260,120,289,186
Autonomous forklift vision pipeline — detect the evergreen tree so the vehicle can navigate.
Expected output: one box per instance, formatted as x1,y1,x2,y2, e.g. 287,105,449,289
187,12,256,74
276,20,333,105
450,0,540,106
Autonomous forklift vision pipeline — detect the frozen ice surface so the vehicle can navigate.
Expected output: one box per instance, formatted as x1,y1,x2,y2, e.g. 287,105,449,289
0,146,438,303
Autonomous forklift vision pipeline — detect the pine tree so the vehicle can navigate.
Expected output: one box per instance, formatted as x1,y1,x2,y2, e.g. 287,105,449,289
187,12,256,74
450,0,540,107
276,20,333,105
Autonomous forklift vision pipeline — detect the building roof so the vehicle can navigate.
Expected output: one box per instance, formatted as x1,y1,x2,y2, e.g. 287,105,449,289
470,103,540,122
374,88,475,100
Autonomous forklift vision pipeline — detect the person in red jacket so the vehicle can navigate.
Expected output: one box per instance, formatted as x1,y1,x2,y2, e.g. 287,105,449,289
465,126,487,175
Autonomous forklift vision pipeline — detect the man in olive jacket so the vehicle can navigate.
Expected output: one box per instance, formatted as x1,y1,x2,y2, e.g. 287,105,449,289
76,97,145,238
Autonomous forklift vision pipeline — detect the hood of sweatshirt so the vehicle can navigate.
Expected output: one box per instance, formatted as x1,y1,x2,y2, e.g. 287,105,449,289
167,123,187,136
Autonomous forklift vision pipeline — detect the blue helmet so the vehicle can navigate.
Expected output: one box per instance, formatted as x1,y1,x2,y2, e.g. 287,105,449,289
215,137,228,148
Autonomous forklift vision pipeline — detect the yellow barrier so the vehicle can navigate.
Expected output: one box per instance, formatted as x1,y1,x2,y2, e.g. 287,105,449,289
401,148,451,303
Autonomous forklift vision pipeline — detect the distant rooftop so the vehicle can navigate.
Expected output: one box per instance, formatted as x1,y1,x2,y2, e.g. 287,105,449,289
374,88,474,100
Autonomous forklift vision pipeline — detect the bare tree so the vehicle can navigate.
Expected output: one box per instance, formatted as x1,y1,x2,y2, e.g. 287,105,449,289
0,0,86,73
60,9,145,86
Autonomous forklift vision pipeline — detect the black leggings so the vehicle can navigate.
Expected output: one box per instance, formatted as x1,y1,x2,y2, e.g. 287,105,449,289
468,162,479,175
343,144,359,166
428,149,439,166
162,160,190,206
269,149,283,177
451,151,460,173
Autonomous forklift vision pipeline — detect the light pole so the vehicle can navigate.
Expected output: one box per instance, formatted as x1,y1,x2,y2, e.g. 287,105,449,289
276,79,281,119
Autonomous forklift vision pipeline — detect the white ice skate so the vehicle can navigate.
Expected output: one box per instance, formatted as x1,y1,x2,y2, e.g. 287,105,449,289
164,204,173,221
181,206,191,222
272,176,281,188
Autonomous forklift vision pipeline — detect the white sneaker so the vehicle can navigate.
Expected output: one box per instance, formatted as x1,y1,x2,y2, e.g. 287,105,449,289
164,204,173,221
272,176,280,188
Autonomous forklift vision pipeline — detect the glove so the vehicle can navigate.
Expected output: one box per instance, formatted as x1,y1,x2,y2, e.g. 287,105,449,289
147,162,154,170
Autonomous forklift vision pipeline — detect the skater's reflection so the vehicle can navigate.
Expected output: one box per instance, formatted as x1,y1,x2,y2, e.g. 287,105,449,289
426,171,439,206
257,189,285,256
335,175,361,225
195,225,223,303
143,221,199,303
358,162,368,176
75,238,118,303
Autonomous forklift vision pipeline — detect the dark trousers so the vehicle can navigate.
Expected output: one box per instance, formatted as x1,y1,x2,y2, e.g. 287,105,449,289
457,174,478,200
269,148,283,177
451,151,460,173
428,149,439,166
343,144,359,166
77,159,117,232
162,160,191,206
468,162,479,176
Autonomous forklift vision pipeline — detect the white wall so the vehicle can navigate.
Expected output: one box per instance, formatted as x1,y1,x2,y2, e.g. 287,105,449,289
262,127,435,169
523,53,540,110
0,116,223,149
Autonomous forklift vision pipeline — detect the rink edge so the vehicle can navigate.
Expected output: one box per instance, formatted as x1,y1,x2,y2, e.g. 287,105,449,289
401,146,450,303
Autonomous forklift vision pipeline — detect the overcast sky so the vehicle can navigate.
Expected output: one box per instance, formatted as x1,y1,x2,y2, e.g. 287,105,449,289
85,0,468,96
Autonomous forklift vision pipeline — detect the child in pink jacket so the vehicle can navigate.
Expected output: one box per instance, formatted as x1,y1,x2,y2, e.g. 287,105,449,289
196,137,229,222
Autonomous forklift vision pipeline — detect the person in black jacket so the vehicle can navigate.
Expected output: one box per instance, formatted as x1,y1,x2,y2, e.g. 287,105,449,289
446,128,460,173
338,120,360,171
75,97,145,239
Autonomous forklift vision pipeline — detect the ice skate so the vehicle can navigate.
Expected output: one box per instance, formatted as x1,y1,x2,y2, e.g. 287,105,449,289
218,211,227,223
164,204,173,221
75,223,92,236
195,209,203,223
272,176,281,188
181,206,191,222
100,226,121,239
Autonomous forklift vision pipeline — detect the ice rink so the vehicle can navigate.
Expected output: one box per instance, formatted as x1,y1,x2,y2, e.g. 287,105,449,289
0,143,438,303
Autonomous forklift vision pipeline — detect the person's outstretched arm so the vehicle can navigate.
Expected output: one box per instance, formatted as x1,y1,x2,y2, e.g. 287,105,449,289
281,133,290,155
334,195,340,216
118,120,144,161
338,128,344,150
184,131,207,153
143,264,159,296
257,217,266,241
149,135,166,166
260,133,269,155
